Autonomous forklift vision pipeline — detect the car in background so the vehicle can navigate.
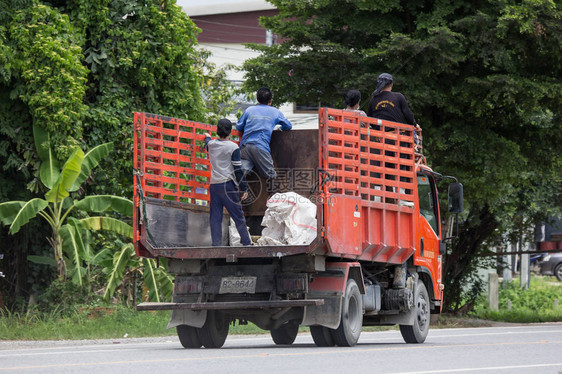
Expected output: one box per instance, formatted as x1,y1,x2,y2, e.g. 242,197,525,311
538,252,562,281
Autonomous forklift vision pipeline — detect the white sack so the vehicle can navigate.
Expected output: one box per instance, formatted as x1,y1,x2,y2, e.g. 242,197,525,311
257,192,317,246
229,218,250,246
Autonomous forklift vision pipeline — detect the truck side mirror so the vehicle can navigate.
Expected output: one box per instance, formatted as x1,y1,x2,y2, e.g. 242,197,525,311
448,182,463,214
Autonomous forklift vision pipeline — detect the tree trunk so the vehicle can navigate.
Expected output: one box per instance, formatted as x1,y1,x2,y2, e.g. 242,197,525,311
443,205,498,312
0,225,30,309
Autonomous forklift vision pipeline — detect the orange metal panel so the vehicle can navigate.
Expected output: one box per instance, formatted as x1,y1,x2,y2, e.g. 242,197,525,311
414,192,442,300
133,112,240,207
325,195,363,255
319,108,416,263
308,262,361,293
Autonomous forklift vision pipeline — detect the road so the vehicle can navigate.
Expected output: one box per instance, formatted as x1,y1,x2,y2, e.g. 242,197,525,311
1,324,561,374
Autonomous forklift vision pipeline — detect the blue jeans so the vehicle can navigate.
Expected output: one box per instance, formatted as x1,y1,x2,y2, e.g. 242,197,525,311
210,181,251,246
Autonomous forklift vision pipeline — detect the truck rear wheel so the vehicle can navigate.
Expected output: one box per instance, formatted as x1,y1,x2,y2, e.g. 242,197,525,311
310,326,335,347
270,320,300,345
555,264,562,281
176,325,202,348
332,279,363,347
399,281,430,344
198,310,229,348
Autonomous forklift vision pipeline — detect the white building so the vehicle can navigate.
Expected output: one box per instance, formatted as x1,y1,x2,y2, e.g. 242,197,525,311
176,0,319,128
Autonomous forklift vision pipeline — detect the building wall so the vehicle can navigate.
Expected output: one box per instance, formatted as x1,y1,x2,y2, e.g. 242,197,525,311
192,10,278,44
185,7,319,129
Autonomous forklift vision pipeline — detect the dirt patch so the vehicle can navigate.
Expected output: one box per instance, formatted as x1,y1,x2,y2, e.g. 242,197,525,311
431,314,523,328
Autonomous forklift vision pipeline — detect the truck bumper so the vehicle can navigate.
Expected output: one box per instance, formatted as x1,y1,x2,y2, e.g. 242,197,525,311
137,299,324,311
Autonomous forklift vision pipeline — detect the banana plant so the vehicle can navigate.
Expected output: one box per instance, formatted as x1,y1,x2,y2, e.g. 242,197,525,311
94,241,173,303
0,124,132,284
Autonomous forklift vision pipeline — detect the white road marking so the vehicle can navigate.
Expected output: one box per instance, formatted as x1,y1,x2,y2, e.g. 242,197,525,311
426,329,562,339
386,362,562,374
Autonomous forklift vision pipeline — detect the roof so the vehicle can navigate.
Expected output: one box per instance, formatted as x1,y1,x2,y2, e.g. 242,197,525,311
176,0,276,16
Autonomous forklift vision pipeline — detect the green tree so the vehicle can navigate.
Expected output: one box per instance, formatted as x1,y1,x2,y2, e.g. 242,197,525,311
0,125,172,303
0,0,206,198
196,49,243,123
242,0,562,311
0,0,225,306
0,125,130,284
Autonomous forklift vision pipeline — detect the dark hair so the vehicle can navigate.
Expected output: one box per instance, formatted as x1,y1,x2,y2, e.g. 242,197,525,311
217,118,232,138
344,90,361,108
257,87,273,104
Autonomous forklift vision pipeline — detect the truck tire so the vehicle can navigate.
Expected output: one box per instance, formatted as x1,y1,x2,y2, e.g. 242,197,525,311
555,264,562,281
270,320,299,345
176,325,202,348
198,310,229,348
310,326,335,347
331,279,363,347
399,281,430,344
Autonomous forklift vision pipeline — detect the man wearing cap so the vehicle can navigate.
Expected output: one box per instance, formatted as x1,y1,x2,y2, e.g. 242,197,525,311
367,73,421,132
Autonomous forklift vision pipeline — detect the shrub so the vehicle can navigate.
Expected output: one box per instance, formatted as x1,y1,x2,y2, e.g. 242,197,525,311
471,276,562,322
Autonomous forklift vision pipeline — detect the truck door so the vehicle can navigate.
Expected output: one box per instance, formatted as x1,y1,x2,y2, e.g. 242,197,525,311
414,173,441,297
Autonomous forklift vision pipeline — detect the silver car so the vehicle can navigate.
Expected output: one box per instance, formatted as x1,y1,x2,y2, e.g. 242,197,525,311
539,252,562,281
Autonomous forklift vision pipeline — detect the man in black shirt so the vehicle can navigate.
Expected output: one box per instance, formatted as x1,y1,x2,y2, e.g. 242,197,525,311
367,73,421,131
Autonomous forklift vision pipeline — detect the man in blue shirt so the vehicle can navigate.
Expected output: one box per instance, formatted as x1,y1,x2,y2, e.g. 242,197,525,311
236,87,292,180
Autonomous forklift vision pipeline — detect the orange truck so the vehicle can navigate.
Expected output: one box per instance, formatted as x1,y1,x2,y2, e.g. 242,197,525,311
133,108,463,348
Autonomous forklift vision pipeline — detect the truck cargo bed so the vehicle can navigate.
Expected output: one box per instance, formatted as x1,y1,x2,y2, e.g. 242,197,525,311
133,110,418,264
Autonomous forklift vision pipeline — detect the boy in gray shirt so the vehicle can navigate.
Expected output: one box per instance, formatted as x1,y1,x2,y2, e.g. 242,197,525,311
204,119,252,246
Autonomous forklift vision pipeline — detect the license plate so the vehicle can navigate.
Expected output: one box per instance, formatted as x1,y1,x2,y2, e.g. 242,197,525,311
219,276,257,294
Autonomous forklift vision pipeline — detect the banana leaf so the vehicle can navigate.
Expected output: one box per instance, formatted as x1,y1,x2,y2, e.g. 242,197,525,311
91,247,115,268
103,244,135,301
8,198,48,234
33,124,60,188
61,217,93,287
39,148,61,189
60,224,84,287
70,142,114,192
141,258,173,302
81,228,95,264
80,216,133,238
141,258,161,302
45,148,84,203
27,255,57,266
155,262,174,301
0,201,25,225
74,195,132,216
33,123,50,161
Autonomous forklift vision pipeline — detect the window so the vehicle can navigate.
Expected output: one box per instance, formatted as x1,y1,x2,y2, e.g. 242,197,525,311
417,174,439,235
293,101,333,114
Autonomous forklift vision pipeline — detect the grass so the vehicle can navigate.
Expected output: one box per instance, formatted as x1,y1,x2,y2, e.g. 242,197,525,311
0,306,397,341
2,276,560,341
0,305,297,340
470,276,562,323
1,307,176,341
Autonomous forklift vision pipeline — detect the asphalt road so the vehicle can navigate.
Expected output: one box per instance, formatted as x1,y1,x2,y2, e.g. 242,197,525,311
1,324,562,374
